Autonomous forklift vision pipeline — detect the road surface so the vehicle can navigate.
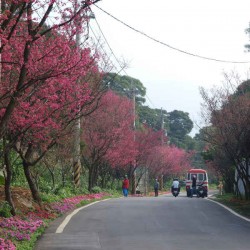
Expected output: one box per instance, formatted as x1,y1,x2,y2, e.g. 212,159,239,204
35,193,250,250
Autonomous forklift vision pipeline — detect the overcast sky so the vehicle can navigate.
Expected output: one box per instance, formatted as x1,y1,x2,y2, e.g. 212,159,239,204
90,0,250,136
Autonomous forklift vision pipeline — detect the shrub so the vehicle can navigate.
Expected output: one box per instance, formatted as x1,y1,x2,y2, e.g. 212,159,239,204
80,187,90,195
0,201,12,218
39,181,53,193
40,192,60,203
55,187,74,198
0,175,5,185
91,186,102,194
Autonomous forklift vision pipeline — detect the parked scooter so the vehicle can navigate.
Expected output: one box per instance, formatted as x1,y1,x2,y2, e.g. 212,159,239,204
172,188,179,197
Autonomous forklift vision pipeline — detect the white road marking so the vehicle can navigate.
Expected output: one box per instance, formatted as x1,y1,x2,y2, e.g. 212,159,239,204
56,199,111,233
206,198,250,223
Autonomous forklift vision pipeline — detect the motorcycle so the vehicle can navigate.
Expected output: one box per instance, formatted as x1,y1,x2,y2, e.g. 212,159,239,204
196,182,207,198
172,187,180,197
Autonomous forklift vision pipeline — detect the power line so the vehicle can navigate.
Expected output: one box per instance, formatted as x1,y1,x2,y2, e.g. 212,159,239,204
89,25,119,72
90,13,158,108
93,17,126,71
145,94,156,109
90,16,129,77
94,4,250,64
90,15,132,77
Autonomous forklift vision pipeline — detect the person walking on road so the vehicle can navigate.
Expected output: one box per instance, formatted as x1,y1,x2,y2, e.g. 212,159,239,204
191,175,196,197
154,178,160,197
122,175,129,197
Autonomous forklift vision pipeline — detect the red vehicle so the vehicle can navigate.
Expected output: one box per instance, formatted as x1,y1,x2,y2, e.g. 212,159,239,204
185,169,208,197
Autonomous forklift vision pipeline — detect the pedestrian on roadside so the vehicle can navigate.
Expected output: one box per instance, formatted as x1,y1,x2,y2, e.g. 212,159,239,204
191,175,196,197
122,175,129,197
154,178,160,197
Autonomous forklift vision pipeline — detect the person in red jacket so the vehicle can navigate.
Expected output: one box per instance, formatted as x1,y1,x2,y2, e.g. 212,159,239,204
122,175,129,197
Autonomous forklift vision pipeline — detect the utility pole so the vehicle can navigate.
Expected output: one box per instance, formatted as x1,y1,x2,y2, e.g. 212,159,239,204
131,84,136,195
72,1,95,188
72,0,82,188
160,107,164,145
159,108,164,190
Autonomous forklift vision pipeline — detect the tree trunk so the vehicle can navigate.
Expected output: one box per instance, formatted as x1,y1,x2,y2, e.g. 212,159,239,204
46,163,55,190
100,174,105,188
88,167,94,191
93,165,98,187
243,161,250,200
3,140,16,215
131,171,136,195
244,178,250,200
111,177,115,189
62,167,65,187
23,161,42,206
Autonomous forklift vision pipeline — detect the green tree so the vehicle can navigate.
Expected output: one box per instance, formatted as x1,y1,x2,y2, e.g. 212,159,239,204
167,110,193,146
138,106,168,131
103,73,146,105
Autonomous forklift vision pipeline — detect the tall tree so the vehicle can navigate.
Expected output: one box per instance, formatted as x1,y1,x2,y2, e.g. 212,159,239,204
200,79,250,199
1,22,102,204
167,110,193,147
103,73,146,106
146,145,192,177
138,106,168,131
81,91,136,191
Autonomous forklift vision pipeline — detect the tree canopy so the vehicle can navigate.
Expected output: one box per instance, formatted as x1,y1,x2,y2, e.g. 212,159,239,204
103,73,146,106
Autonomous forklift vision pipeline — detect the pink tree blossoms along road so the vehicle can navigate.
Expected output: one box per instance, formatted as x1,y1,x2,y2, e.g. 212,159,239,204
81,91,136,191
0,0,101,138
0,0,105,208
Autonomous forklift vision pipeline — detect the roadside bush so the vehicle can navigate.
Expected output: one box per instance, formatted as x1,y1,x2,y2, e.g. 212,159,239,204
53,186,87,198
38,179,53,194
91,186,102,194
40,186,91,203
102,188,120,196
0,201,12,218
40,192,60,203
53,186,72,197
0,175,5,185
80,187,90,195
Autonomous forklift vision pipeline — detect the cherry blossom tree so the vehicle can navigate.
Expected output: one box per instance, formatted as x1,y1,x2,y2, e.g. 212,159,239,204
0,0,101,138
1,23,103,205
146,145,192,178
81,91,136,191
121,126,164,193
134,125,164,169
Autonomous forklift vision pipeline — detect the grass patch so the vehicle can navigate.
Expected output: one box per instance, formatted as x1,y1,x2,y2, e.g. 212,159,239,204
211,193,250,219
208,183,218,189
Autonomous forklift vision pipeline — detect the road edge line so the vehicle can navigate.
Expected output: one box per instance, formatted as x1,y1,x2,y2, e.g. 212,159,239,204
206,198,250,223
55,198,111,233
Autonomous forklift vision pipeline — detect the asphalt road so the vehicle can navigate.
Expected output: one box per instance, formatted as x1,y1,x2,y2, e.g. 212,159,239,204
35,193,250,250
